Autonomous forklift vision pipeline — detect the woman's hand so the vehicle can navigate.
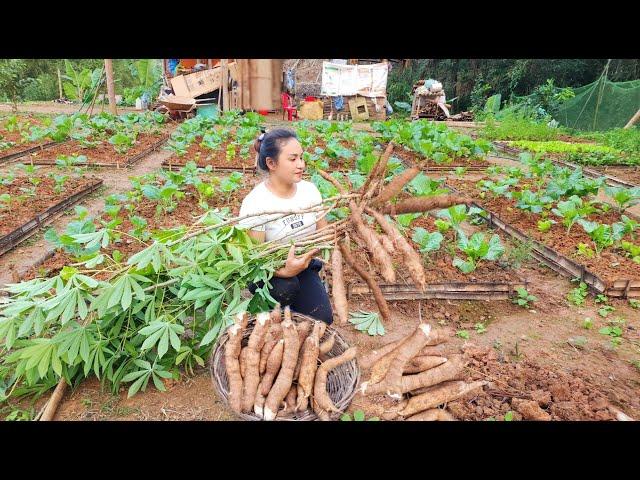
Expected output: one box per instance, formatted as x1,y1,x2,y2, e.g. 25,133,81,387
275,244,320,278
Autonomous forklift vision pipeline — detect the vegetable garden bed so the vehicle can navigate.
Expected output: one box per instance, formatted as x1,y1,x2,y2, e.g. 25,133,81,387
162,140,257,171
22,132,170,168
336,207,530,302
0,115,59,164
492,141,639,189
0,176,103,256
447,178,640,298
0,141,59,165
23,164,259,280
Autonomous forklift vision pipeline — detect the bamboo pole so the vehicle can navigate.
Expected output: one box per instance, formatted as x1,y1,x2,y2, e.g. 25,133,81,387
104,59,117,115
57,67,63,100
624,108,640,129
221,59,230,111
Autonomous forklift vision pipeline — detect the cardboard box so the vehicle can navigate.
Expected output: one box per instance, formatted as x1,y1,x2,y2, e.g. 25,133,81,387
171,68,222,98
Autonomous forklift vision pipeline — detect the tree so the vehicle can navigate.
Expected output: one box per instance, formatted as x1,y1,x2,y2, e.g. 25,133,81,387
0,59,29,111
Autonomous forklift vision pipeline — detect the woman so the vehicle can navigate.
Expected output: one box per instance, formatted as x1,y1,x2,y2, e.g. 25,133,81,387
239,129,334,324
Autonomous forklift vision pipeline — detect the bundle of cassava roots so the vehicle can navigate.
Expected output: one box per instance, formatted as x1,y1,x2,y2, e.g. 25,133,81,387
358,322,487,421
224,304,356,421
319,141,473,326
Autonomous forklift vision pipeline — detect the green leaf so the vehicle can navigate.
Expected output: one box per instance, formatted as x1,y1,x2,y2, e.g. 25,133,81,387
157,329,169,359
353,410,366,421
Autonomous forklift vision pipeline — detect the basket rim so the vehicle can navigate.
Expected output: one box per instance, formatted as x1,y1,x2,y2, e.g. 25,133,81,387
209,311,360,421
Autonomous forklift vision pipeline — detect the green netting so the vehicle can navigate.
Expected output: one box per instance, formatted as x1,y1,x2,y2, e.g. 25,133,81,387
556,78,640,131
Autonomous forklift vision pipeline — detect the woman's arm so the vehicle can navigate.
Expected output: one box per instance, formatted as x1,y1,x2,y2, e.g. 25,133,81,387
248,229,309,278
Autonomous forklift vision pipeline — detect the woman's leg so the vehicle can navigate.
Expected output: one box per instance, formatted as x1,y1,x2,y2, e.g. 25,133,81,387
291,260,334,324
248,276,300,307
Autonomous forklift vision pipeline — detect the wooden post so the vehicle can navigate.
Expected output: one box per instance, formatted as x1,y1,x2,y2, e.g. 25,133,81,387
221,59,230,111
624,108,640,129
57,67,63,100
104,59,117,115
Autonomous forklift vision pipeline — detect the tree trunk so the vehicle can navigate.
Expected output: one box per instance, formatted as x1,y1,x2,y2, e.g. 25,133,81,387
104,59,117,115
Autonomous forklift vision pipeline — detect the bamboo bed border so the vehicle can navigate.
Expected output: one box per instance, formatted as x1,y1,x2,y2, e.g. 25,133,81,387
0,179,104,257
161,160,257,174
0,141,59,165
19,134,170,168
347,280,529,301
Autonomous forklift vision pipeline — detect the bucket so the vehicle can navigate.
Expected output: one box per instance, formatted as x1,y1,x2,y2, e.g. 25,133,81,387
197,103,219,119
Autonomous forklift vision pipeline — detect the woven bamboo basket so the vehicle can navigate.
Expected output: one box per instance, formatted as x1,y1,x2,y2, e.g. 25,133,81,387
210,312,360,421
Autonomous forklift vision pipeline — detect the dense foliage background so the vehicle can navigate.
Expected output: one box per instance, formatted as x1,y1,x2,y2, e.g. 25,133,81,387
387,59,640,112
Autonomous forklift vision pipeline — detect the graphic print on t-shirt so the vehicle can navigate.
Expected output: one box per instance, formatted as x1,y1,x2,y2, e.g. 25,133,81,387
283,213,305,231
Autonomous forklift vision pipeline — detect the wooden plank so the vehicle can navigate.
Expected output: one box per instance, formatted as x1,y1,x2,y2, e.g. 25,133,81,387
347,281,527,301
0,141,58,164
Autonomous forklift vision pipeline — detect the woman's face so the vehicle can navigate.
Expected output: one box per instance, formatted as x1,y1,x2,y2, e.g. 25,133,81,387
268,138,305,184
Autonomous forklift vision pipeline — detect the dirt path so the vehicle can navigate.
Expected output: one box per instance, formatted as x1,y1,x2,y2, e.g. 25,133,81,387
0,148,173,289
0,102,139,116
42,263,640,421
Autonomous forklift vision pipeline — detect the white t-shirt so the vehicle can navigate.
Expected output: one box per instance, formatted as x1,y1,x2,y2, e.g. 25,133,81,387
238,180,323,243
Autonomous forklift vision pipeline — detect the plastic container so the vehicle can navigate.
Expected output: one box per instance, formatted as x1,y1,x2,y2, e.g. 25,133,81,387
197,103,219,119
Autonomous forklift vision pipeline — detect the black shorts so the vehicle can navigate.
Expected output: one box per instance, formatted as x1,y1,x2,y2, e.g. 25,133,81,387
248,258,334,324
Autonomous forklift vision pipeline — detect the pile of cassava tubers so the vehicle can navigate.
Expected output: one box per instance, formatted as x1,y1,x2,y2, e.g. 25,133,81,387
319,141,474,327
224,304,357,421
359,322,487,421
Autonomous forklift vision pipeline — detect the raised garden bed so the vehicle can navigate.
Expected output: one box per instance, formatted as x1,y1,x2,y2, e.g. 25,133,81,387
448,178,640,298
335,211,529,302
0,176,103,256
23,170,260,280
162,140,256,171
22,132,170,168
492,142,638,189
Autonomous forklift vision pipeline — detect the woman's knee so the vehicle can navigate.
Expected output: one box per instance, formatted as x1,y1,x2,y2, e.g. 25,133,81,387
268,276,301,306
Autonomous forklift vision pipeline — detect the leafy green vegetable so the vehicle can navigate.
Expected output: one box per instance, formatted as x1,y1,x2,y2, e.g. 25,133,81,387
453,232,504,273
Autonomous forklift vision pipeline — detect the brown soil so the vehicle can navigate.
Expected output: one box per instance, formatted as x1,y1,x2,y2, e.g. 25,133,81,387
555,134,596,144
26,132,168,166
593,166,640,187
164,140,256,170
447,345,616,420
0,174,101,237
448,178,640,284
14,213,640,422
0,119,50,158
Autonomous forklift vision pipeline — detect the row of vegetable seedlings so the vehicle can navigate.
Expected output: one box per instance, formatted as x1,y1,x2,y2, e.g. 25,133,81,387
0,112,171,168
491,142,639,189
445,154,640,298
161,117,494,173
0,163,103,257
